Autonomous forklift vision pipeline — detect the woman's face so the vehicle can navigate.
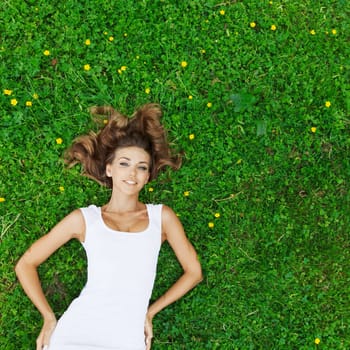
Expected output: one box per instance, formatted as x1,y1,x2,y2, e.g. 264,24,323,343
106,146,151,194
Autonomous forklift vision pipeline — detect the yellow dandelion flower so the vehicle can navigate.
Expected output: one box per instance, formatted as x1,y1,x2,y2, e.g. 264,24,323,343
85,39,91,45
109,36,114,42
200,49,206,54
43,50,50,56
124,33,128,37
315,338,321,345
214,213,220,218
181,61,188,68
0,197,5,203
104,31,108,35
148,187,154,192
103,119,108,124
325,101,331,108
310,29,316,35
56,138,63,145
208,222,214,228
118,69,122,74
250,22,256,28
311,127,317,133
184,191,190,197
207,102,212,108
331,29,337,35
84,64,91,71
10,98,18,106
188,95,193,100
33,93,39,99
189,134,195,140
4,89,12,95
59,186,65,192
26,101,32,107
121,66,127,71
219,10,225,15
270,24,277,31
145,87,151,94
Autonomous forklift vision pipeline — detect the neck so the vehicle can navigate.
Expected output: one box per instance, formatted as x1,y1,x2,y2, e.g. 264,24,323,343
104,192,141,213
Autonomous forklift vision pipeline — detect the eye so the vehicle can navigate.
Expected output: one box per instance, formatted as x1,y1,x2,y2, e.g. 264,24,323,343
119,162,129,167
138,166,149,171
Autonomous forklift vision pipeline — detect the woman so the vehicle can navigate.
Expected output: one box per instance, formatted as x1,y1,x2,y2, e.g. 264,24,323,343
15,103,203,350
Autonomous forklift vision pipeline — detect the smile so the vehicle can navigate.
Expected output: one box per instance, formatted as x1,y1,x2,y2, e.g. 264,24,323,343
124,180,137,185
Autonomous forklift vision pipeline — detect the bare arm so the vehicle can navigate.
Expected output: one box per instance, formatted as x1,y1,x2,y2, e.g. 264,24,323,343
145,205,202,347
15,209,85,349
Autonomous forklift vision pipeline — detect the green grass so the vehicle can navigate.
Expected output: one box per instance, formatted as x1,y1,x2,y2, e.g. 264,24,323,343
1,0,349,349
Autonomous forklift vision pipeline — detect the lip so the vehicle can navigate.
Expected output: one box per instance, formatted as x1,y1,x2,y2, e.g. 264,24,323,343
124,180,137,185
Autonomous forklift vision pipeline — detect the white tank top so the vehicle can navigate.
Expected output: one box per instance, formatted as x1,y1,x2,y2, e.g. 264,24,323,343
81,204,162,299
48,203,162,350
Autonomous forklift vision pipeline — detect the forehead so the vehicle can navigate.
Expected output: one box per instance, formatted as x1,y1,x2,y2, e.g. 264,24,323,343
115,146,151,162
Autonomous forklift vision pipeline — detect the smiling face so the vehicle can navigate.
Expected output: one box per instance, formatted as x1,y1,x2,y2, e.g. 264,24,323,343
106,146,151,194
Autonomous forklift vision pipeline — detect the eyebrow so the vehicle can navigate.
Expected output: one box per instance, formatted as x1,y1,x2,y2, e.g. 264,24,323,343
118,157,149,164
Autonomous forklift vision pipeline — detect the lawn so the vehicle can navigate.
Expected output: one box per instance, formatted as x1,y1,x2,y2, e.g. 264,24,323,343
1,0,349,349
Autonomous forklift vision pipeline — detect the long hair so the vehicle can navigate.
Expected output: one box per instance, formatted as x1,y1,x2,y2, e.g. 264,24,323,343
65,104,181,188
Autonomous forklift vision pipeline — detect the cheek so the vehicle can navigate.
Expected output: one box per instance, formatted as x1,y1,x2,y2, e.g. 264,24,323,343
139,171,150,184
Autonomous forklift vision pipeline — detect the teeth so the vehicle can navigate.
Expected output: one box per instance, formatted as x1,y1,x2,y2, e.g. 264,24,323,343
125,180,136,185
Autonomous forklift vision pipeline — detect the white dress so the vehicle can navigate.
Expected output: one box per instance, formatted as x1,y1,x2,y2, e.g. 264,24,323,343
48,204,162,350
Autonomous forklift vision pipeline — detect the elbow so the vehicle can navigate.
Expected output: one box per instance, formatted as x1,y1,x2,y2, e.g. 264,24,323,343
197,267,204,284
196,255,204,283
14,257,24,277
15,255,32,279
192,260,203,285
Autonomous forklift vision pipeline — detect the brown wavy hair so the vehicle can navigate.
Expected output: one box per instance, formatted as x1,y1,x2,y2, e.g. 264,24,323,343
65,103,181,188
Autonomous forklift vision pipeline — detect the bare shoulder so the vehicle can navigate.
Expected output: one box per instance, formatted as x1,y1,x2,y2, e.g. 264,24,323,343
161,205,182,227
66,208,85,227
57,209,86,241
161,205,185,241
161,204,178,221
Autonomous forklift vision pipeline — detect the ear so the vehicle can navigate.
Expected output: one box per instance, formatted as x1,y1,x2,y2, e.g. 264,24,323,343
106,164,112,177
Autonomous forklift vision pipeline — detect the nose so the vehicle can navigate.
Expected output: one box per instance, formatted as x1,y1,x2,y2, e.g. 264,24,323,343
129,166,136,177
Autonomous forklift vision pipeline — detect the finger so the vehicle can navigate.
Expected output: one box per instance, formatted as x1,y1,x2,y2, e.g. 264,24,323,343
146,337,152,350
36,342,48,350
37,332,50,350
36,336,43,350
